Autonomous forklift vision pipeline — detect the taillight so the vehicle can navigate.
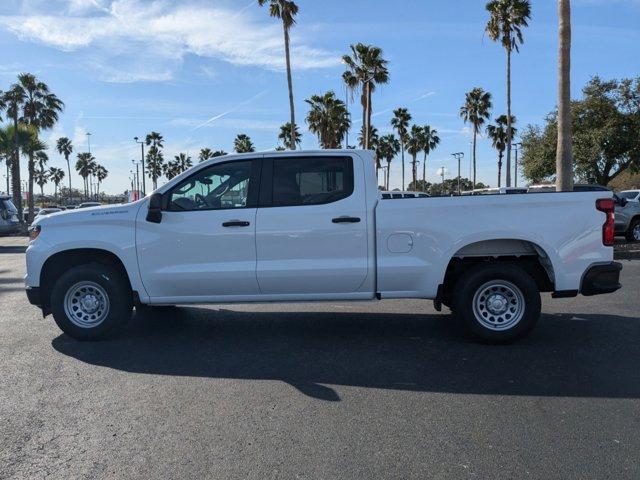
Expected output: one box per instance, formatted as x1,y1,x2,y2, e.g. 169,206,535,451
596,198,615,246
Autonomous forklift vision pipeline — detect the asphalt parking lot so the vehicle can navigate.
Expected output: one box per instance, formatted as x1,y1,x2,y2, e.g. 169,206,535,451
2,239,640,479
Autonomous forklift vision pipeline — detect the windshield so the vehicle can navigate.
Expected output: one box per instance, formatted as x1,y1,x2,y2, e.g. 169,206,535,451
2,199,17,212
619,191,639,200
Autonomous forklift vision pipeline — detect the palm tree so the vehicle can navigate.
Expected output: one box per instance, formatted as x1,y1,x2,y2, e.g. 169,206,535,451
358,125,379,150
460,88,492,188
391,108,412,190
556,0,572,191
486,114,517,187
406,125,424,188
34,165,49,198
56,137,73,194
305,91,351,149
75,152,95,198
342,43,389,149
199,148,214,163
49,166,65,199
234,134,255,153
212,150,227,158
0,124,33,200
421,126,440,191
377,134,400,190
146,146,164,190
486,0,531,187
0,126,11,195
16,73,64,222
3,85,26,222
95,164,108,198
258,0,299,150
164,153,193,180
145,131,164,149
23,134,47,203
278,122,302,150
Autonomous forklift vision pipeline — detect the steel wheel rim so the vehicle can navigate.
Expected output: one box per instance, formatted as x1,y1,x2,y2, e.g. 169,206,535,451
472,280,525,331
64,281,110,328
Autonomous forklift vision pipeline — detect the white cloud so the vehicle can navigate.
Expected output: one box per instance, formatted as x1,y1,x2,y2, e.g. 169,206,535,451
0,0,340,82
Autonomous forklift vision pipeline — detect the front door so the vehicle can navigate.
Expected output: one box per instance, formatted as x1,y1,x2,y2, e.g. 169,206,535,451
137,159,260,300
255,155,369,295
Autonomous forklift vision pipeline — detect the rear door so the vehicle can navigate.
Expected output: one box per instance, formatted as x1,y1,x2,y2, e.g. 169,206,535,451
255,154,369,295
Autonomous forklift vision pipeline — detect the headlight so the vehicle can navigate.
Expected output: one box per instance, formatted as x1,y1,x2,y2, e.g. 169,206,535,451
29,224,41,241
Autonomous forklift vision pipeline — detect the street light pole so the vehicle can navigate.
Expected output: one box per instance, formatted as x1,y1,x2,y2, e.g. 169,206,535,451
87,132,92,155
134,137,146,196
451,152,464,195
512,142,522,187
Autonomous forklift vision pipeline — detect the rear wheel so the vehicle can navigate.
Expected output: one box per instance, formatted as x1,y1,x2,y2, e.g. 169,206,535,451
50,263,133,340
452,263,541,343
626,218,640,243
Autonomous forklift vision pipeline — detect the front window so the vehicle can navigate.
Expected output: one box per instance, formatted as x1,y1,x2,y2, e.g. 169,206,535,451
169,160,252,211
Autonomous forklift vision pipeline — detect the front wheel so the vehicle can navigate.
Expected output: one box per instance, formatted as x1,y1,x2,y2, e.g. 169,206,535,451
452,263,541,344
50,263,133,341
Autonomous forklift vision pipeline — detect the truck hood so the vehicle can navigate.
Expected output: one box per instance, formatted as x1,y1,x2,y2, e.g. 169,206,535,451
33,201,145,228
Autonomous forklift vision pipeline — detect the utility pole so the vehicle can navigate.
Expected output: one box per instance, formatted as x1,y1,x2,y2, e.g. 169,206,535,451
512,142,522,187
451,152,464,195
134,137,146,196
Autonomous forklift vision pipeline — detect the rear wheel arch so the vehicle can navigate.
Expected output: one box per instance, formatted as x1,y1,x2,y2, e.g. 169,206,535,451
438,239,554,308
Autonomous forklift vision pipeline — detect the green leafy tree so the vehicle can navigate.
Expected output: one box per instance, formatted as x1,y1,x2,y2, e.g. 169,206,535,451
95,164,108,197
199,148,214,163
486,114,517,187
258,0,299,149
164,153,193,180
391,108,412,190
520,77,640,185
278,122,302,150
234,134,255,153
305,92,351,149
34,164,49,198
145,132,164,189
75,152,96,198
486,0,531,186
3,85,27,222
343,43,390,149
460,87,492,188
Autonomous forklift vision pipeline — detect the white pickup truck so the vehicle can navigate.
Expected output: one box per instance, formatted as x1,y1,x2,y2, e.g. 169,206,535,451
25,150,622,343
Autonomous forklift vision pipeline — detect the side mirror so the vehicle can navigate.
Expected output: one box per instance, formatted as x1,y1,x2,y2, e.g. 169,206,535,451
146,193,163,223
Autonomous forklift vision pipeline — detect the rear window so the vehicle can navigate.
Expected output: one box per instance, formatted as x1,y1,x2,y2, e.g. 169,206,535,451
272,157,353,207
619,191,639,200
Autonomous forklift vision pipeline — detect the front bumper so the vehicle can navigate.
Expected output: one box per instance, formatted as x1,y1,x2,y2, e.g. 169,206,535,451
25,286,42,307
581,262,622,296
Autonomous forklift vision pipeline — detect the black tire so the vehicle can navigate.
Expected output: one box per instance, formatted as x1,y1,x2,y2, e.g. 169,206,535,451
50,263,133,341
452,263,541,344
626,218,640,243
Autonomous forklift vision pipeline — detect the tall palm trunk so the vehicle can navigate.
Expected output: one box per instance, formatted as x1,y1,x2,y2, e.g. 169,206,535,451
365,82,372,149
505,48,512,187
422,151,428,191
497,150,503,188
11,115,23,224
472,129,477,189
400,145,405,190
411,154,417,188
27,153,35,223
283,26,296,150
386,160,391,190
556,0,573,191
65,155,71,192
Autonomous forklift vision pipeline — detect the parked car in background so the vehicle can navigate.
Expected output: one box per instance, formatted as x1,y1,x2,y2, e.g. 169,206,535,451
26,150,622,344
461,187,528,195
0,196,20,235
527,183,611,193
22,207,40,223
618,190,640,203
614,193,640,242
77,202,102,209
35,208,62,218
381,191,429,199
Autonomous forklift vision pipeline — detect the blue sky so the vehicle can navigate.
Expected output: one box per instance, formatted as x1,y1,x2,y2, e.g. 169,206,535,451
1,0,639,194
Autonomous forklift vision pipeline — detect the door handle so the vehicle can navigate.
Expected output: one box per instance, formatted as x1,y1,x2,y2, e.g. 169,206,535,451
332,216,361,224
222,220,250,227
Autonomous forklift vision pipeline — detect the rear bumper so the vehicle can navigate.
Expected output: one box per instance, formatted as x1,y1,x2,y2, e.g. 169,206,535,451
581,262,622,296
25,286,42,307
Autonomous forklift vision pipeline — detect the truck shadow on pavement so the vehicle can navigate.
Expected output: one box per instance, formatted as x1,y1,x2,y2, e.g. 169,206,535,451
52,307,640,402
